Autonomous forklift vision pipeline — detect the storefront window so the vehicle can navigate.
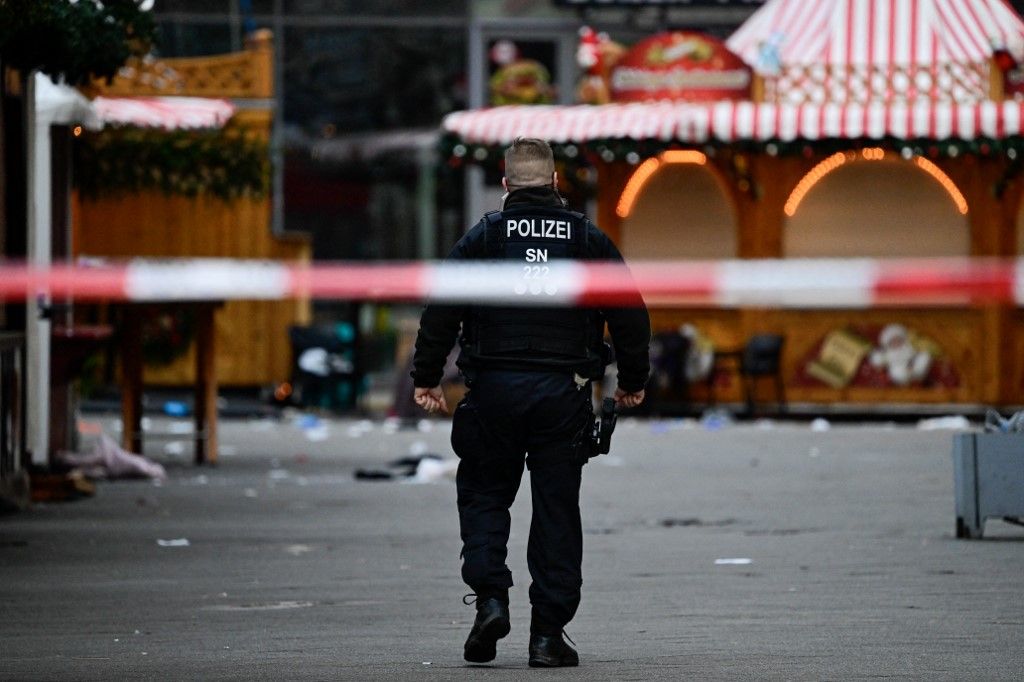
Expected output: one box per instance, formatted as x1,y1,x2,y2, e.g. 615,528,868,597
283,27,465,134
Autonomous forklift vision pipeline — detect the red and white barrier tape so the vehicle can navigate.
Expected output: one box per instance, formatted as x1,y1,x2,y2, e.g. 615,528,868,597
0,258,1022,308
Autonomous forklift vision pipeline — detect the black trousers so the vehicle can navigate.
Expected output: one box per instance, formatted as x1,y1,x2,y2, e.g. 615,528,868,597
451,369,593,635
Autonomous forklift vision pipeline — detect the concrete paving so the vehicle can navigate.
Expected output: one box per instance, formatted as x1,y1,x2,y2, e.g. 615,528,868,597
1,415,1022,680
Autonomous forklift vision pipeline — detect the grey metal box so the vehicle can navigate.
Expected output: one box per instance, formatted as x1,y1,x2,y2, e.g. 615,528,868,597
952,433,1024,539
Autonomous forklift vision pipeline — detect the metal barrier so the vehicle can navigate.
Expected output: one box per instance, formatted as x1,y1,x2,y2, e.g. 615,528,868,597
0,332,27,481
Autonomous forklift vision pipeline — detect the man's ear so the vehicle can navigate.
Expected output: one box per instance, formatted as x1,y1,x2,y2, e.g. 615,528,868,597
502,177,509,191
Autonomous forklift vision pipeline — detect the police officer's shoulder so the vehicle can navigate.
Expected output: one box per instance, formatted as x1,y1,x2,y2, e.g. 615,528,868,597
583,220,622,259
447,218,490,259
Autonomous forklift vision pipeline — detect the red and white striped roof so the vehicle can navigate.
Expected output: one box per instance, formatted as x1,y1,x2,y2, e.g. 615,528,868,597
443,101,1024,145
727,0,1024,69
92,97,236,130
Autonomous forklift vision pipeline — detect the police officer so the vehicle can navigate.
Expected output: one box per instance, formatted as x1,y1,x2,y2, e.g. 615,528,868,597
412,137,650,667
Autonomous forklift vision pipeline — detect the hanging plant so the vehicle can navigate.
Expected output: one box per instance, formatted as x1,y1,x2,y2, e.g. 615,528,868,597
0,0,156,86
74,127,271,200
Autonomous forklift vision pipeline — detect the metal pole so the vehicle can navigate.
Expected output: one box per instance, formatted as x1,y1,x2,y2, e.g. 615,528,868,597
416,145,438,259
229,0,243,52
464,16,486,230
271,0,285,235
25,73,51,467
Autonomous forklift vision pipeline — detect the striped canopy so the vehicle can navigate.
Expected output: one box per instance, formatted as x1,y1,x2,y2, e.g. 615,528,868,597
92,97,236,130
443,100,1024,145
727,0,1024,70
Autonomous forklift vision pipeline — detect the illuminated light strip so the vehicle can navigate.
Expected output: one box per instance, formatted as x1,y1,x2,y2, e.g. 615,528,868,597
784,151,849,217
0,258,1022,308
615,158,660,219
785,149,969,217
661,150,708,165
616,150,709,218
913,157,969,215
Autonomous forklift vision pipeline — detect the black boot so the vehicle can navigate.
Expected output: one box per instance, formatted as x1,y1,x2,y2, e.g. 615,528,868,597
463,598,511,663
528,632,579,668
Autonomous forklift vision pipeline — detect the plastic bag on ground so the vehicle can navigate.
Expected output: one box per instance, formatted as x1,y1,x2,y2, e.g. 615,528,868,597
60,433,166,480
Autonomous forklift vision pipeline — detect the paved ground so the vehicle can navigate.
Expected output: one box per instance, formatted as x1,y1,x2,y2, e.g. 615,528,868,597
1,414,1022,680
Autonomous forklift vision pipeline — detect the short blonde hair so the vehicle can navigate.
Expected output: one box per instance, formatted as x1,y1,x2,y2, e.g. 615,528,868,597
504,137,555,188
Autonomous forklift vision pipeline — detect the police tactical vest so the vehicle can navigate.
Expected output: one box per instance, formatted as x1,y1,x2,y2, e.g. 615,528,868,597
464,205,599,369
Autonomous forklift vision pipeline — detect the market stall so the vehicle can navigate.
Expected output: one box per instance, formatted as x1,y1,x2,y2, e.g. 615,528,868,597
73,31,311,388
442,0,1024,409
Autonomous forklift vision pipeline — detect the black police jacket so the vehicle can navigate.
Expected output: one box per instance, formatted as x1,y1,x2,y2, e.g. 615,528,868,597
412,186,651,393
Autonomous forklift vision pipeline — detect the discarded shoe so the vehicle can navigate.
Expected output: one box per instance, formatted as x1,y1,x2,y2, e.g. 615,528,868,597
528,632,579,667
463,597,510,663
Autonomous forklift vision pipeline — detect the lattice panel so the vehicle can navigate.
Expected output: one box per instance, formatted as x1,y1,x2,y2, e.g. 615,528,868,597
763,63,990,104
88,31,273,99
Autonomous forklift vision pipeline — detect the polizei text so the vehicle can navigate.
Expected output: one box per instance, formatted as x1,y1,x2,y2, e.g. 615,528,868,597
506,218,572,240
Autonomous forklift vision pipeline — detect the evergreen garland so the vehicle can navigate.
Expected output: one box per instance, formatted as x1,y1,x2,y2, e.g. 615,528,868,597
74,127,270,201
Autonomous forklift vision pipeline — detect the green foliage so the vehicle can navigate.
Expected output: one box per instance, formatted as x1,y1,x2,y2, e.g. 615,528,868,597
0,0,155,85
75,127,271,201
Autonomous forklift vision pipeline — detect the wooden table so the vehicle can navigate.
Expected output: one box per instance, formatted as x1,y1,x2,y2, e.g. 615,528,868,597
117,302,221,465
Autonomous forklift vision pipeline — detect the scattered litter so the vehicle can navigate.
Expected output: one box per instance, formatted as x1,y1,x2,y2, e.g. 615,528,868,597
754,419,776,430
417,419,434,433
407,457,458,484
167,421,194,435
141,417,153,431
382,417,401,435
304,425,330,442
294,414,321,430
251,418,277,431
268,469,290,481
354,469,395,481
700,409,733,431
163,401,189,417
356,454,453,483
984,409,1023,433
409,441,430,456
59,433,166,480
285,544,313,556
918,415,972,431
156,538,190,547
163,441,186,456
191,474,209,486
243,488,258,498
714,558,752,565
661,518,736,528
422,662,431,666
810,418,831,432
296,476,309,486
205,601,313,612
